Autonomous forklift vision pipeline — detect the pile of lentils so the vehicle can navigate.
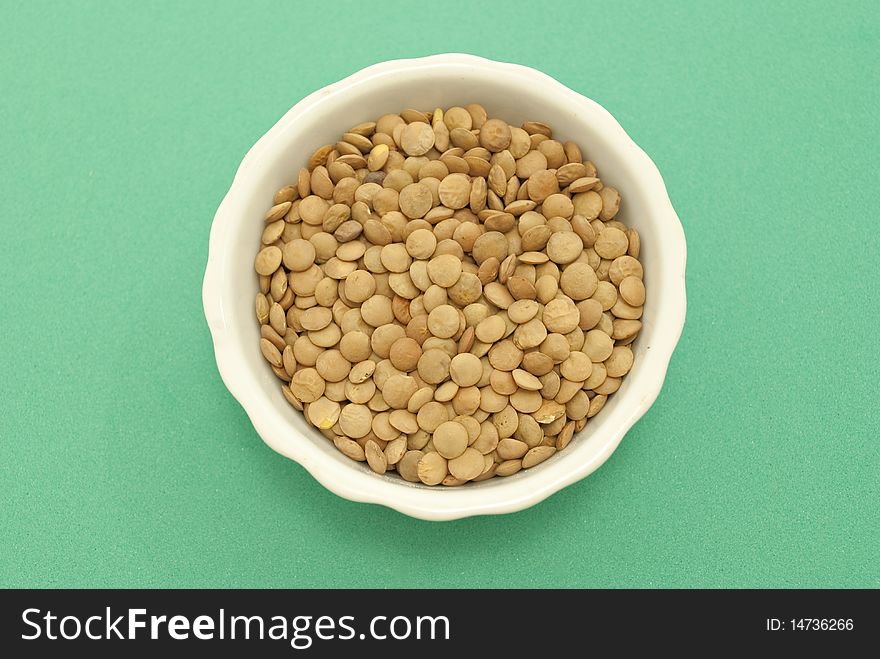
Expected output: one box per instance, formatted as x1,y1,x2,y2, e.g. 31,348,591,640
254,104,645,486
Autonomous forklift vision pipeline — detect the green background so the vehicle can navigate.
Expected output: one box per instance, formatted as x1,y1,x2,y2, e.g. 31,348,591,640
1,0,877,588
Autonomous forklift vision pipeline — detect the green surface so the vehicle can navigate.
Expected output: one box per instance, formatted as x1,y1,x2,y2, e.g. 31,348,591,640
1,0,878,588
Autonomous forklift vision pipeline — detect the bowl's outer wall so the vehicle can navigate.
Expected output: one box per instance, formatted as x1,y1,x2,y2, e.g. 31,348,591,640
204,55,686,520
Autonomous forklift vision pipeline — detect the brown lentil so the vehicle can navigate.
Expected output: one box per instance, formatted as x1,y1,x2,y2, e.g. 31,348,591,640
253,105,647,484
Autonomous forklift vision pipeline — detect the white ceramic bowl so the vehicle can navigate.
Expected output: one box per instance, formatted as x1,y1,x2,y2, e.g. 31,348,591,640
203,53,686,521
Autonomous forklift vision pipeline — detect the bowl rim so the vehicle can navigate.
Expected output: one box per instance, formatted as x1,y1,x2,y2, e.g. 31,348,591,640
202,53,687,521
